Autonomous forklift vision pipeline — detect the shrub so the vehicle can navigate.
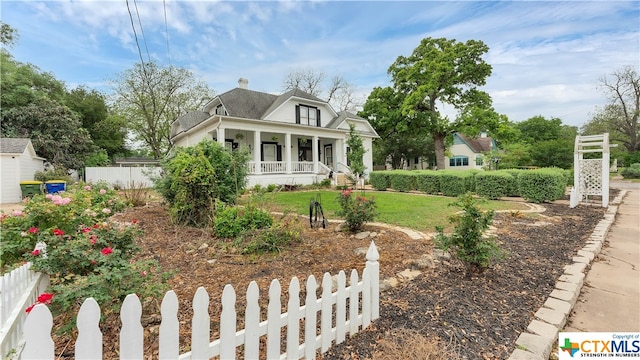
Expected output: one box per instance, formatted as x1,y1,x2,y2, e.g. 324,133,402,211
1,184,168,335
501,169,524,196
335,189,377,232
34,167,73,184
388,171,417,192
415,171,440,194
434,193,504,273
155,140,250,227
621,163,640,179
120,180,151,207
518,168,567,203
369,171,391,191
233,215,303,255
438,172,471,197
266,184,278,192
474,172,515,199
213,203,273,239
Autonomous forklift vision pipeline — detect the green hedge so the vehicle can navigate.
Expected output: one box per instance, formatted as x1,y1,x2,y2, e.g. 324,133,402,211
621,163,640,179
369,171,391,190
475,171,515,199
415,171,441,194
438,171,473,197
388,170,417,192
501,169,525,196
518,168,567,203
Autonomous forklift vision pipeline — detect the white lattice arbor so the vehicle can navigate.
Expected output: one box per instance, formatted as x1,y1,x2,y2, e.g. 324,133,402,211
572,133,610,207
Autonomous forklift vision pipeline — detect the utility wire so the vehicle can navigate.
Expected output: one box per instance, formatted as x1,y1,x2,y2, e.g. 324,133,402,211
163,0,172,66
125,0,146,68
133,0,151,63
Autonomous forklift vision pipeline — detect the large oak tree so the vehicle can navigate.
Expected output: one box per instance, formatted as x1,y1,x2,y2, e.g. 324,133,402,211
387,37,494,169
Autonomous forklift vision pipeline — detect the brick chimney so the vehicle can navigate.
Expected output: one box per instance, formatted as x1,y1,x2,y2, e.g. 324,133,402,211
238,78,248,89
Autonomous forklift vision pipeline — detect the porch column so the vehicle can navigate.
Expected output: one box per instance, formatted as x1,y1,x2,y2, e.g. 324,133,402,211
217,127,225,146
335,138,344,171
253,130,261,175
312,135,319,173
285,133,292,174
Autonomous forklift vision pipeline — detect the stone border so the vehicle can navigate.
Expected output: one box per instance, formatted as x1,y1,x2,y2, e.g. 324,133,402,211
507,190,627,360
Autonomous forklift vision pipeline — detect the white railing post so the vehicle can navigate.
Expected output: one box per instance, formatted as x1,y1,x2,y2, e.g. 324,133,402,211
286,277,301,359
191,287,210,359
366,241,380,321
22,304,54,359
245,282,260,360
220,285,237,360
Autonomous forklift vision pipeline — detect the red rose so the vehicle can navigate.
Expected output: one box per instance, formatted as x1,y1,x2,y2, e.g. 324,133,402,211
52,228,65,236
101,247,113,255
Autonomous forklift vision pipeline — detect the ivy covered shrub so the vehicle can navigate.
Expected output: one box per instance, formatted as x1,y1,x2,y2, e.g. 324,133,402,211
434,193,504,273
438,171,472,197
415,171,441,194
518,168,567,203
213,203,273,239
388,170,417,192
475,171,515,199
155,140,250,227
621,163,640,179
369,171,391,191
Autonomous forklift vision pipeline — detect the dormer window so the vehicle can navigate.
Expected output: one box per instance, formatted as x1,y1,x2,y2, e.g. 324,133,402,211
215,104,226,115
296,105,321,127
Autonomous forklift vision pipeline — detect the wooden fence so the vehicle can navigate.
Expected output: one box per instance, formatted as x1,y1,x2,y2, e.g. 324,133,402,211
0,263,49,359
20,242,380,359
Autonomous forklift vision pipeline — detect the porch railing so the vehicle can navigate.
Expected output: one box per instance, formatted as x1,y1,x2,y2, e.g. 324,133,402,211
247,162,318,174
291,161,314,173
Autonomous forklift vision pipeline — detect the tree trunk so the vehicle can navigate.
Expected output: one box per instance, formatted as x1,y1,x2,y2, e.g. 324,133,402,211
434,133,446,170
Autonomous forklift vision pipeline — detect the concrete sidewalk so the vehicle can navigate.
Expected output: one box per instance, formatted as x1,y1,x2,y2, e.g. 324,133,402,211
563,185,640,332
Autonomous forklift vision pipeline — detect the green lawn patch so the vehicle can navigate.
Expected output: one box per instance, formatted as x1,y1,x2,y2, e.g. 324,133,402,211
246,190,528,233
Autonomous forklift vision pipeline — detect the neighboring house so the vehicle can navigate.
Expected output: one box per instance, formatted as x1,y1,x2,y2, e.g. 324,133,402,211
0,138,46,204
445,132,497,170
170,78,379,187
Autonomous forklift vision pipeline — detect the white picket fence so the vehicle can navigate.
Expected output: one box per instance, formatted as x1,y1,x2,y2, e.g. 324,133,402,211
20,242,380,359
85,167,162,189
0,263,49,359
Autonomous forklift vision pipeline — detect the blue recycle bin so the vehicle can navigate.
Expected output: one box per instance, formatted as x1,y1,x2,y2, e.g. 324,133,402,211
45,180,67,194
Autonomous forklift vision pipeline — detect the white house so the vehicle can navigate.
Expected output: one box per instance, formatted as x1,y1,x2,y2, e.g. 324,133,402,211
170,78,379,187
445,132,497,170
0,138,46,204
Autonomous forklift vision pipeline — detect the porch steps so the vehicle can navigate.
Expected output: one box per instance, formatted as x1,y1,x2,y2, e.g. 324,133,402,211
334,173,354,187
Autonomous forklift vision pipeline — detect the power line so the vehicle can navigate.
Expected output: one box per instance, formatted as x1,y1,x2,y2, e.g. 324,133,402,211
125,0,146,67
163,0,172,66
133,0,151,63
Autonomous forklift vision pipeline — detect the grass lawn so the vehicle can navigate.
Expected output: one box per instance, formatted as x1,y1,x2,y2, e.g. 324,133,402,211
245,190,529,233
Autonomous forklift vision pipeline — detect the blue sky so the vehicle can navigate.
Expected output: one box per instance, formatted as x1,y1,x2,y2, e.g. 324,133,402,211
2,1,639,128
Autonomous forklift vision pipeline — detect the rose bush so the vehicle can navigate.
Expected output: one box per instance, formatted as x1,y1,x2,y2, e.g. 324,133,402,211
335,189,377,232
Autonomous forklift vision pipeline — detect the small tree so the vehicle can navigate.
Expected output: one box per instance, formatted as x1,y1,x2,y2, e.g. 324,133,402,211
434,193,504,274
346,123,366,187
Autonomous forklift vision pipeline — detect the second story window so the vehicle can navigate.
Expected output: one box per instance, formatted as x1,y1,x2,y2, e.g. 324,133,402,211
215,104,226,115
296,105,321,127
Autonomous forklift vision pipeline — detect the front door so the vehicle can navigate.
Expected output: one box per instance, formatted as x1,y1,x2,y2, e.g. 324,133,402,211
324,144,333,169
263,143,277,161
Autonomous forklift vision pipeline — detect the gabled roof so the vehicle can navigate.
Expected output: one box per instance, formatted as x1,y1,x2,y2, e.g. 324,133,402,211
456,133,495,153
0,138,31,154
218,88,278,119
173,111,210,134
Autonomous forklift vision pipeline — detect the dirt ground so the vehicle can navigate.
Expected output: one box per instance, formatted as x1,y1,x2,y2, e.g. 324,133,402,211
51,194,608,359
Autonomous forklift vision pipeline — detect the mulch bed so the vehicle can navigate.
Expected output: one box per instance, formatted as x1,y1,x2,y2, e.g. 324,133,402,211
321,202,608,359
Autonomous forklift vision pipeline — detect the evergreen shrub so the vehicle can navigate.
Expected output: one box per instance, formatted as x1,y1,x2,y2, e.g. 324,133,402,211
369,171,391,191
474,171,515,199
415,171,440,194
388,171,417,192
518,168,566,203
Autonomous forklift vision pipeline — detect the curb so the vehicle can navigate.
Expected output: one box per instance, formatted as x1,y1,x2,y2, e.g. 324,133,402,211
507,190,628,359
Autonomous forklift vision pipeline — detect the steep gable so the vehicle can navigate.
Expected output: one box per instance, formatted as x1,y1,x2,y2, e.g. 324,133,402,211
455,133,495,153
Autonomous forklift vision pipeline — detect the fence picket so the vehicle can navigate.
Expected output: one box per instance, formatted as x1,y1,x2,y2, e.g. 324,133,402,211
286,277,301,359
159,290,179,359
335,270,347,344
120,294,143,360
220,285,237,360
304,276,317,359
76,298,102,359
321,273,332,353
267,279,282,359
367,242,380,321
22,304,54,359
349,270,359,335
245,281,260,359
191,287,210,359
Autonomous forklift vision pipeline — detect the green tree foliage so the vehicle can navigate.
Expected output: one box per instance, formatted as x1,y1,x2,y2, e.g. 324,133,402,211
359,86,434,169
1,99,95,170
582,66,640,153
1,21,18,47
155,140,250,227
387,37,494,170
0,51,67,111
346,123,366,177
111,62,214,159
66,86,128,159
513,115,577,169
